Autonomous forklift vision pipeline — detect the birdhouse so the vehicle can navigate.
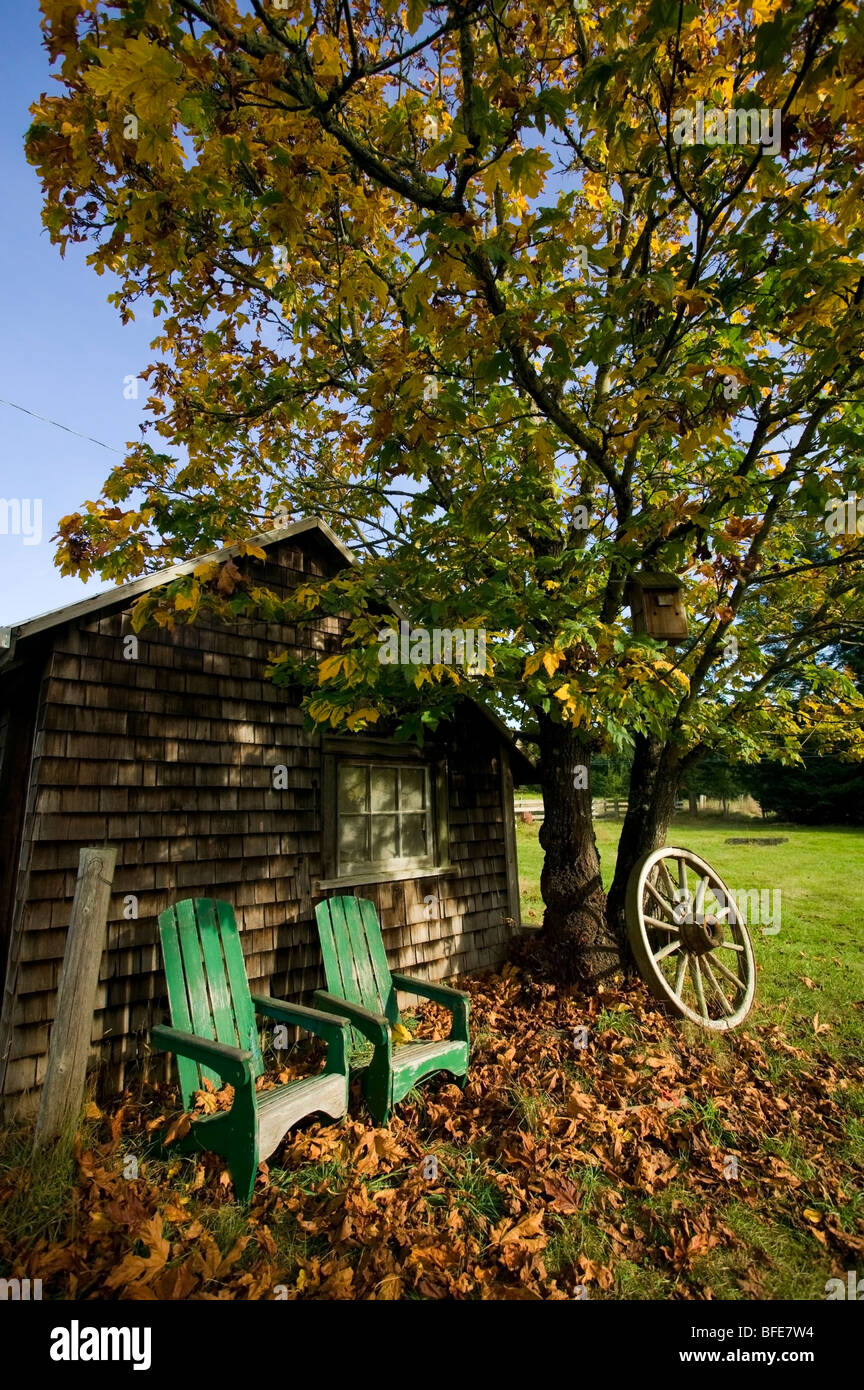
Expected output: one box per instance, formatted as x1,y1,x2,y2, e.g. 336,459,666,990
626,572,689,642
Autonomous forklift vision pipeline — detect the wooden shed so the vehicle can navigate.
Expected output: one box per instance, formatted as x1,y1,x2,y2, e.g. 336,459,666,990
0,518,532,1119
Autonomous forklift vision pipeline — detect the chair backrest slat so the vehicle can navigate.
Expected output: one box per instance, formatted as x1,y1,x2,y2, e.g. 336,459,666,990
216,899,263,1068
158,898,263,1109
315,896,399,1027
158,904,201,1109
359,898,397,1023
196,899,237,1045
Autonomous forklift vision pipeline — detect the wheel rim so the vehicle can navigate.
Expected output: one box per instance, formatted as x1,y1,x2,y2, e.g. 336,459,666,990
625,846,756,1030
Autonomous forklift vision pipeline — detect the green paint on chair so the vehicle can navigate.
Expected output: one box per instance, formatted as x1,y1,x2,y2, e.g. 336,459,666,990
314,895,470,1124
153,898,350,1201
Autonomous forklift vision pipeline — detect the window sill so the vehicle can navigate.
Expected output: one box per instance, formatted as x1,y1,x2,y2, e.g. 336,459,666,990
316,864,457,891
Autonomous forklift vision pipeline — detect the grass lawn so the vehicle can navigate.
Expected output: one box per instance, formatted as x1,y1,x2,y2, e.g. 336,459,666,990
517,815,864,1056
516,814,864,1297
0,815,861,1301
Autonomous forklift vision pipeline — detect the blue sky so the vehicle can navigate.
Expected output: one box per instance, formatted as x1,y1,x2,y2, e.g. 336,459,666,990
0,2,157,628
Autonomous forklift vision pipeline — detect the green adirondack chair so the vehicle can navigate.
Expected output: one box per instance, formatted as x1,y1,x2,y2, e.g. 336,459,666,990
314,895,470,1125
152,898,350,1201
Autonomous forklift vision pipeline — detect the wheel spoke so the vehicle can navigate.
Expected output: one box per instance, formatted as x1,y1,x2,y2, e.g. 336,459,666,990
690,957,708,1019
674,953,687,998
678,858,689,894
694,875,708,914
710,954,745,990
702,958,734,1015
654,939,681,962
717,939,744,951
658,858,678,900
645,880,676,917
644,915,679,933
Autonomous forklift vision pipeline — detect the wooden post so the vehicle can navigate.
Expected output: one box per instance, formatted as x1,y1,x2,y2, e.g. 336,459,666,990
33,846,116,1149
500,750,521,935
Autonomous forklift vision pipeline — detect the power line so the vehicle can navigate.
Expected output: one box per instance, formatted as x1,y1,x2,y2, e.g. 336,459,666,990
0,397,123,454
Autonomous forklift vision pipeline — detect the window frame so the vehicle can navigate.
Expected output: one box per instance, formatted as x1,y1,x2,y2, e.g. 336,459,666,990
319,737,451,888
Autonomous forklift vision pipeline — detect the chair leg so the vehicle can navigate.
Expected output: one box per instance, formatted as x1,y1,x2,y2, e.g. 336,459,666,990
364,1054,392,1126
228,1145,260,1204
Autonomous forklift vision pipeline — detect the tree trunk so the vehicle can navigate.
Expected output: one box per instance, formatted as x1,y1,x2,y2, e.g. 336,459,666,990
537,711,621,985
606,734,680,951
688,790,698,816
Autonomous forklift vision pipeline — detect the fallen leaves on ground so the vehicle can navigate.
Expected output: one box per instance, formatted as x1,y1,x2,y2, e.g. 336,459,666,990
1,946,861,1301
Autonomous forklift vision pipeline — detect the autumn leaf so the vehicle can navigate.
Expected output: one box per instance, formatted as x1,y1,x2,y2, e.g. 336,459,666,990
104,1215,170,1290
162,1113,192,1145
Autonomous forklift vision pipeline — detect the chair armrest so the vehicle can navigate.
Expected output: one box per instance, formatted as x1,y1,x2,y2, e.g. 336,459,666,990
390,973,470,1045
313,991,391,1047
251,995,350,1074
151,1025,254,1089
390,972,470,1009
251,994,349,1043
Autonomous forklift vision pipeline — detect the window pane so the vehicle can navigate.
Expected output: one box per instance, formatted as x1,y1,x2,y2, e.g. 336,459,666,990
339,764,368,812
370,815,398,861
400,813,428,860
338,814,368,867
370,766,397,812
400,767,425,812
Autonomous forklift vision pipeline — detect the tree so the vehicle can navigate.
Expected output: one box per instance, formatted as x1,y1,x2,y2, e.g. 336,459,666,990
679,755,748,816
29,0,864,984
741,639,864,822
743,755,864,824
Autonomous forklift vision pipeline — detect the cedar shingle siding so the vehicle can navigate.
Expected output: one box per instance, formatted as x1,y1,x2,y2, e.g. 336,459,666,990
0,526,522,1117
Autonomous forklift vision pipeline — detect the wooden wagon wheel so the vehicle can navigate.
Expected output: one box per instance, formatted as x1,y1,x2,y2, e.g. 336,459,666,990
625,846,756,1031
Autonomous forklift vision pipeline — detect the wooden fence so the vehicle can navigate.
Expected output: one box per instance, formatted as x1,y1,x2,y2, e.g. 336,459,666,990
514,797,629,822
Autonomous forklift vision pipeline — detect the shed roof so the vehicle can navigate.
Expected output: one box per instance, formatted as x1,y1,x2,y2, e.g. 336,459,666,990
0,516,353,649
0,515,535,780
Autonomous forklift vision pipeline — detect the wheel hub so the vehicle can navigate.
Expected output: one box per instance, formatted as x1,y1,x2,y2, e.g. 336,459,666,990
680,912,724,955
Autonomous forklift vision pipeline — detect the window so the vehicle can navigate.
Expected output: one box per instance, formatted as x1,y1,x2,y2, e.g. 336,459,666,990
319,739,451,887
337,762,433,874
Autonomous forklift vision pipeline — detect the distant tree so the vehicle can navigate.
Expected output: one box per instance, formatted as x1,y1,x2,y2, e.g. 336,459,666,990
591,755,632,803
742,642,864,823
679,756,749,816
743,757,864,825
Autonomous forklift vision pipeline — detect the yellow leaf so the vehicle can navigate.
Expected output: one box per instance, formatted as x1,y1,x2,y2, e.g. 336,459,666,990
391,1023,412,1045
542,650,563,678
346,707,380,731
803,1208,822,1224
318,653,345,683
